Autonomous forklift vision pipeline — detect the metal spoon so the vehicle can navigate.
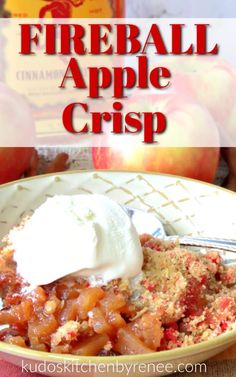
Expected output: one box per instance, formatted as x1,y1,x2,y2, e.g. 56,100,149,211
125,206,236,254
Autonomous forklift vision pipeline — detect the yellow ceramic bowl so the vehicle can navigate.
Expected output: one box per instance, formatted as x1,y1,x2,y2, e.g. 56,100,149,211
0,170,236,377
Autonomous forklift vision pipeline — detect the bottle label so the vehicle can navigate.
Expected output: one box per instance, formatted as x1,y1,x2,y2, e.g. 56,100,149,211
2,1,124,140
5,0,123,18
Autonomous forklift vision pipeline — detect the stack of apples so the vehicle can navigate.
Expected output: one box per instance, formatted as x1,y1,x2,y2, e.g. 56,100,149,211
1,57,236,185
93,57,236,183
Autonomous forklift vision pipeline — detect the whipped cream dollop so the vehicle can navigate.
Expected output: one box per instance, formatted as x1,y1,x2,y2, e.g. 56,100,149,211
9,195,143,286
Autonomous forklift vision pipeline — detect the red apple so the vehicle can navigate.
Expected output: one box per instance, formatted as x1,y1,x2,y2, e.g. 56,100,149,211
0,147,35,184
222,68,236,144
0,83,35,184
92,94,220,183
186,59,235,127
160,56,236,127
92,147,219,183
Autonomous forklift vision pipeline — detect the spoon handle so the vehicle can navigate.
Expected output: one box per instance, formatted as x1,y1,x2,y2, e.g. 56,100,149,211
124,206,236,253
168,236,236,252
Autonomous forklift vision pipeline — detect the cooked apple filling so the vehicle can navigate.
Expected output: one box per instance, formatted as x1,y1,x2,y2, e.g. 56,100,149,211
0,234,236,355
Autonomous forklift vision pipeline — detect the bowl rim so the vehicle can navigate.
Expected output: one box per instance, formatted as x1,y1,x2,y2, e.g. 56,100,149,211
0,168,236,198
0,329,235,364
0,169,235,364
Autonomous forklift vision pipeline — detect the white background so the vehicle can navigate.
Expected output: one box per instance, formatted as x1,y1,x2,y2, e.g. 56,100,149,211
126,0,236,18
